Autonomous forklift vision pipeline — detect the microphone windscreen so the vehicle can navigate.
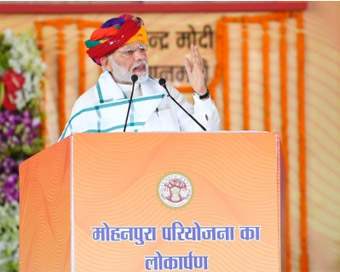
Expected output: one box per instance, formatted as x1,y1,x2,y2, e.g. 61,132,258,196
131,74,138,83
159,78,166,86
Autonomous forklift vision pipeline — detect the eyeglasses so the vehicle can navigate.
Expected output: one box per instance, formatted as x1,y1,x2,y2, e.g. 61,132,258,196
114,44,148,58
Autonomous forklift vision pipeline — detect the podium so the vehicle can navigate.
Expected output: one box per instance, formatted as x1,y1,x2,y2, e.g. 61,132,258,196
19,132,285,271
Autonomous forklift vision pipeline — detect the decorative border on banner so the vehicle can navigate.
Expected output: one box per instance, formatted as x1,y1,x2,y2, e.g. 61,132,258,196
0,2,308,13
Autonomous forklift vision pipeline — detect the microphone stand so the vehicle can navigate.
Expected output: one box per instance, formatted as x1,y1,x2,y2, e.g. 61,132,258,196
159,78,206,131
123,74,138,132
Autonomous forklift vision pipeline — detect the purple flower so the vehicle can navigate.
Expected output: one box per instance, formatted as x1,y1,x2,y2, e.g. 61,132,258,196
0,108,43,204
0,170,19,203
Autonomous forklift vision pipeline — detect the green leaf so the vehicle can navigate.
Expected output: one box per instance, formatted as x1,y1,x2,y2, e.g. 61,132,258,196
0,82,4,108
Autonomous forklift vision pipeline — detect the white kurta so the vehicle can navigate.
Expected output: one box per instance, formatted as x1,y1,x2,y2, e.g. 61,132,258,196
59,71,220,141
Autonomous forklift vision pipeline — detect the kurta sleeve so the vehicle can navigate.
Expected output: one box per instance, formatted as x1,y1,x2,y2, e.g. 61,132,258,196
166,83,220,131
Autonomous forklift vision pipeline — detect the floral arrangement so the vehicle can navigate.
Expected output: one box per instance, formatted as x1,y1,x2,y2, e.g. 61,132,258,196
0,29,45,271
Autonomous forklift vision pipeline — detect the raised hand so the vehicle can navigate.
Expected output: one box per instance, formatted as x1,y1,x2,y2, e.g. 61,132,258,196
184,44,208,97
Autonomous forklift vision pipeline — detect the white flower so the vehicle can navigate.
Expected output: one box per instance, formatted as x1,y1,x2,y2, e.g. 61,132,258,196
14,91,26,110
9,47,19,59
3,29,14,44
8,59,21,74
2,29,46,109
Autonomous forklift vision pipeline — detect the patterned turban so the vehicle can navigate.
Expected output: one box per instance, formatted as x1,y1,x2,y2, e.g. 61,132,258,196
85,14,148,65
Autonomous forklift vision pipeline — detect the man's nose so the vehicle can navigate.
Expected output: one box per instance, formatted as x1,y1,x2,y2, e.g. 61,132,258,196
134,49,147,60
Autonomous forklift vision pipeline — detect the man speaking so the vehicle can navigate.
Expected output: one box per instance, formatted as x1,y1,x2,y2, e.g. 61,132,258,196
59,14,220,140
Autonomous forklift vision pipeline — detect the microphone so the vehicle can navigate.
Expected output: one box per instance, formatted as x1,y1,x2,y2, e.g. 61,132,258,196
158,78,206,131
123,74,138,132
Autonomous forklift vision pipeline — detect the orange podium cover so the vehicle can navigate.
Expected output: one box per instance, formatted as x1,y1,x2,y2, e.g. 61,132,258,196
19,132,285,271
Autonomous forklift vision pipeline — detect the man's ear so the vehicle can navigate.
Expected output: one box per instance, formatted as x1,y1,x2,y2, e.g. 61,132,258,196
100,56,112,72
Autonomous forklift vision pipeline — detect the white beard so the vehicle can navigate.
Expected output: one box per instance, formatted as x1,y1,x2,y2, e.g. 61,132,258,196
109,55,149,84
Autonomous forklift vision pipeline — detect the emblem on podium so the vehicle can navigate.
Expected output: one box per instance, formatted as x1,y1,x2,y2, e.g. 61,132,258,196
158,173,193,208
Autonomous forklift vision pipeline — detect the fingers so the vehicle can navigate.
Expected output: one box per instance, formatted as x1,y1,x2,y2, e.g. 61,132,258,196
184,56,192,75
191,44,197,63
185,44,205,80
192,44,204,68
